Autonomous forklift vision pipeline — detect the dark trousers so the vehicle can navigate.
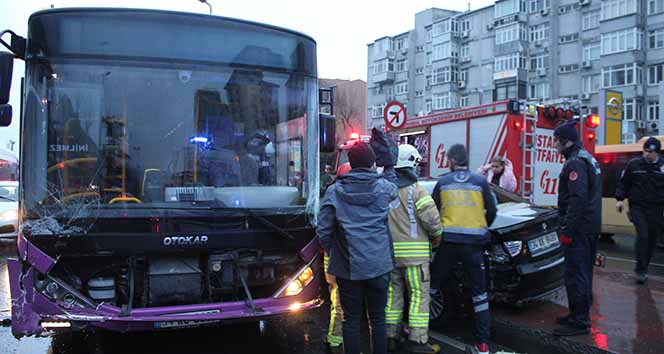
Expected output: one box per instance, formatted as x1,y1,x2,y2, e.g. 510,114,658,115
564,233,598,328
629,206,664,275
431,243,490,343
337,273,390,354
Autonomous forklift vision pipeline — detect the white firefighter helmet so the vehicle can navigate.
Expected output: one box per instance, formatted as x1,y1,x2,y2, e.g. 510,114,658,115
396,144,422,169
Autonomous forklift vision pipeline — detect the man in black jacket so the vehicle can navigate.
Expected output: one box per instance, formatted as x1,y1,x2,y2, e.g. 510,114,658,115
552,120,602,337
615,137,664,284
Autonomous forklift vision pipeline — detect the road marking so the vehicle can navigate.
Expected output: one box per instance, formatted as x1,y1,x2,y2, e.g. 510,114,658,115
605,256,664,268
428,330,467,351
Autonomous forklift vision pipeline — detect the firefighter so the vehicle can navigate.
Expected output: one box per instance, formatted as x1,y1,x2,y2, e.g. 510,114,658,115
324,162,351,354
552,120,602,336
385,144,443,354
615,137,664,284
430,144,497,354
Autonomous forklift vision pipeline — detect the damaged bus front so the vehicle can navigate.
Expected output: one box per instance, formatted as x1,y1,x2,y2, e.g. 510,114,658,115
0,8,333,337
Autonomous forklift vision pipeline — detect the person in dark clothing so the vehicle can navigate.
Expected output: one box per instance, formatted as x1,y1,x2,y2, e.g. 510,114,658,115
317,128,398,354
615,136,664,284
430,144,497,354
552,120,602,337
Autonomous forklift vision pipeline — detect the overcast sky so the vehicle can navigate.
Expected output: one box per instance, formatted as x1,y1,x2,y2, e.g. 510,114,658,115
0,0,495,149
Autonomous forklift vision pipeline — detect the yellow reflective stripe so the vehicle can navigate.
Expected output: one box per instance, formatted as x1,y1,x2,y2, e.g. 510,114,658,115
393,242,430,247
324,254,329,272
415,195,434,210
413,266,421,317
328,282,339,340
431,228,443,237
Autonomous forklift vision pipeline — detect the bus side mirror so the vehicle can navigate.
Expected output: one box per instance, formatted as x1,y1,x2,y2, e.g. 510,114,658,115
0,104,11,127
0,52,14,104
319,113,336,153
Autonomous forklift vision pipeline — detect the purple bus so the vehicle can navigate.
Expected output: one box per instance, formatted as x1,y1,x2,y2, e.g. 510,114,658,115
0,8,335,338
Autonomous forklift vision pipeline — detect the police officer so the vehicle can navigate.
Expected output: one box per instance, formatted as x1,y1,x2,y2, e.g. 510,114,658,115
552,120,602,337
385,145,442,354
430,144,496,354
615,137,664,284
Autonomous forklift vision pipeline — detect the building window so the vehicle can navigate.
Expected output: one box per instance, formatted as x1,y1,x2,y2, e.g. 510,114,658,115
495,0,521,18
559,64,579,73
649,29,664,49
460,44,470,59
530,54,550,70
648,63,664,85
601,0,638,20
426,52,432,65
559,33,579,44
396,59,408,72
432,66,459,84
530,23,550,42
416,45,425,53
395,38,409,51
432,92,459,110
432,42,458,61
494,82,525,100
528,82,550,99
583,43,601,61
461,20,471,32
460,95,470,107
426,100,432,113
433,19,457,37
395,82,408,95
373,59,395,74
416,90,424,97
582,10,601,30
371,105,385,118
603,63,643,87
460,69,468,82
648,101,660,121
495,23,527,45
529,0,550,13
582,74,601,93
426,76,432,87
416,67,424,74
495,53,528,72
648,0,664,14
601,28,643,55
623,99,642,121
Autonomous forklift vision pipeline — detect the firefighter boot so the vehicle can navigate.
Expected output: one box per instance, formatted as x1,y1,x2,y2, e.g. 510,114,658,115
407,340,441,354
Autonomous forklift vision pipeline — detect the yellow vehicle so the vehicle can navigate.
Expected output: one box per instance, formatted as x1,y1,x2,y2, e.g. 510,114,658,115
595,136,664,236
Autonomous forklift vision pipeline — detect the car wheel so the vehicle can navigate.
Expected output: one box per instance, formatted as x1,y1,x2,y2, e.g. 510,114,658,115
429,285,456,328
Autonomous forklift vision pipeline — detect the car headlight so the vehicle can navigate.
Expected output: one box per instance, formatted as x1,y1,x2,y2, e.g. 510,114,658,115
503,241,523,257
0,209,17,222
275,263,315,298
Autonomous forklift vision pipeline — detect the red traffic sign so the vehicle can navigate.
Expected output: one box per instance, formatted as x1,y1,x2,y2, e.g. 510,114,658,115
383,101,407,130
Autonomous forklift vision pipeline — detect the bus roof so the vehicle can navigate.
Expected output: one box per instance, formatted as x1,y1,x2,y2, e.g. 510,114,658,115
595,136,664,154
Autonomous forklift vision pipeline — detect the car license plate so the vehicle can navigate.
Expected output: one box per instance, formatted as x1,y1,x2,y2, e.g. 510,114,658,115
528,232,559,255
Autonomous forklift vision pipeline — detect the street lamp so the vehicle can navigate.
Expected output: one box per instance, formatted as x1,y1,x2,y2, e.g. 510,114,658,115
198,0,212,15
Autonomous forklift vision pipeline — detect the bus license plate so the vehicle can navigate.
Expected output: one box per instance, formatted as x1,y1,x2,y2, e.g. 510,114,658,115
154,319,220,329
528,232,559,254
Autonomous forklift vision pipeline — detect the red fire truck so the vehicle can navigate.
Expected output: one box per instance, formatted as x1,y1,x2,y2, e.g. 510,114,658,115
340,100,599,207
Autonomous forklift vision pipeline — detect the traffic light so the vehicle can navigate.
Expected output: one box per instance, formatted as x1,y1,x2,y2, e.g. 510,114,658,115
585,114,600,128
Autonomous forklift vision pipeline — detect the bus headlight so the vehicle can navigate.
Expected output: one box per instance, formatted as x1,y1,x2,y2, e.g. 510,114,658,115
275,263,315,298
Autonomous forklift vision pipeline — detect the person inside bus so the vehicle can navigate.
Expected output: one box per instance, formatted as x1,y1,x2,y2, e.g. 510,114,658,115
615,137,664,284
477,156,517,192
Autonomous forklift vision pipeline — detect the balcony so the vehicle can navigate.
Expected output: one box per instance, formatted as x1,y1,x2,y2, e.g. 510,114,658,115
374,71,395,84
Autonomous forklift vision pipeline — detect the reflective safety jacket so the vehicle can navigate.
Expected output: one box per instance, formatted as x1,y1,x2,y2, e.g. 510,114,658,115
388,181,443,267
432,169,497,245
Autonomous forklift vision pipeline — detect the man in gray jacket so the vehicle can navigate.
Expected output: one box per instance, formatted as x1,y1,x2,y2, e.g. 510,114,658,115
317,128,398,354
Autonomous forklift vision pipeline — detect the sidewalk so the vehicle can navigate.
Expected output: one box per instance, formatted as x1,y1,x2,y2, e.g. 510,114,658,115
491,237,664,354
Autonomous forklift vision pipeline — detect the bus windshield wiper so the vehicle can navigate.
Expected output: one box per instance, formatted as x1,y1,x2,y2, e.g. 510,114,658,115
0,195,16,202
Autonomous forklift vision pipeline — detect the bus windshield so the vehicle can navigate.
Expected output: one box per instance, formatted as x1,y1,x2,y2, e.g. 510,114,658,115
21,10,318,221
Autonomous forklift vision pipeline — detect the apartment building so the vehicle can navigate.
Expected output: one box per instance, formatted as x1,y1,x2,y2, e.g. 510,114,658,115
367,0,664,143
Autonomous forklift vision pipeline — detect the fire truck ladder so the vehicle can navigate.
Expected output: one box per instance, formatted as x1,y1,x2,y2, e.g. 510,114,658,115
521,108,537,203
